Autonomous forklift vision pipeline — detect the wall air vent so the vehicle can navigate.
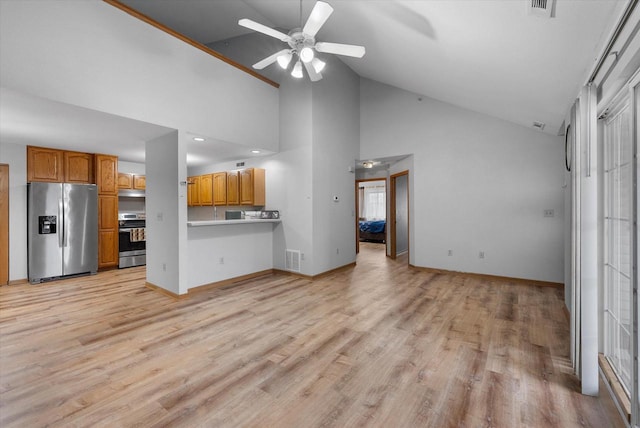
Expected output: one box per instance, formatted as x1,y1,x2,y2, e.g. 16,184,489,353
285,249,301,272
527,0,554,18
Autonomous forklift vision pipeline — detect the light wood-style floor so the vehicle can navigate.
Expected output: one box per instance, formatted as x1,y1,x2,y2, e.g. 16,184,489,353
0,242,623,427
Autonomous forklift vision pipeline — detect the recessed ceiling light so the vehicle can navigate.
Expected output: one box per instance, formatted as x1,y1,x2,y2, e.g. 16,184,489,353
363,161,374,169
251,150,261,154
193,137,205,142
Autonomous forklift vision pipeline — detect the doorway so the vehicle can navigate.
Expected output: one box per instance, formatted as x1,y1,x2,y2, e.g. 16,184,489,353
390,170,409,260
1,164,9,285
355,178,387,255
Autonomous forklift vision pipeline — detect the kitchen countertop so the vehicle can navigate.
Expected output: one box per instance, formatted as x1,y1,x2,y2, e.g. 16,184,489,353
187,219,281,227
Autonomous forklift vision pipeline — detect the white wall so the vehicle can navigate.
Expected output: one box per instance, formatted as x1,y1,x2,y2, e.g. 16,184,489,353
187,223,273,288
361,78,564,282
0,142,27,281
145,130,188,295
118,161,145,175
0,0,279,152
311,57,360,275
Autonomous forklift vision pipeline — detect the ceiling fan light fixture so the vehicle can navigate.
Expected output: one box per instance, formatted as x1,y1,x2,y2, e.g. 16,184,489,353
276,51,292,69
311,58,326,73
300,46,315,63
291,61,304,78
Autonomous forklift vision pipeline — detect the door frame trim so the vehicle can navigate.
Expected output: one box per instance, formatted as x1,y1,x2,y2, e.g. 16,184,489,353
355,177,387,254
389,170,409,261
1,163,9,285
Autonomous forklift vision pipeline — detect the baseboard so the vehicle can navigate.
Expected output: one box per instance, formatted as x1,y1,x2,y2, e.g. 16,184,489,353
598,353,631,424
273,261,356,281
7,278,28,286
408,264,563,288
145,281,185,299
272,269,314,280
188,269,274,295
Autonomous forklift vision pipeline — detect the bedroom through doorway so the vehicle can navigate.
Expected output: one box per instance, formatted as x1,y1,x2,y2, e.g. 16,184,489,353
355,178,387,256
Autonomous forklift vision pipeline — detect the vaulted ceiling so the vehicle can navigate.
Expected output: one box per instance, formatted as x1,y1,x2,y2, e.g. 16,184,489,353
0,1,629,166
121,0,626,135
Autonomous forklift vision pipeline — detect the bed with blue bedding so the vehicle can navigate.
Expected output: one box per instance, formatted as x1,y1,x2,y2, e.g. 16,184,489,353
359,220,386,243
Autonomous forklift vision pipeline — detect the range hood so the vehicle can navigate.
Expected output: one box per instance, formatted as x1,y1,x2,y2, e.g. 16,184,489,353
118,189,145,198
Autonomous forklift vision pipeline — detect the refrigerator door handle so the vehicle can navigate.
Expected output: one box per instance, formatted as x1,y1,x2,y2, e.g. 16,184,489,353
58,198,64,248
63,198,69,247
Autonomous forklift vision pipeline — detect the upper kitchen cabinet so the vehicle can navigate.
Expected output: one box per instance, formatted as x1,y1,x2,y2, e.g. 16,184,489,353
199,174,213,206
27,146,95,184
133,175,146,190
64,151,94,184
117,172,133,189
213,172,227,206
226,171,240,205
27,146,64,183
187,175,201,206
239,168,265,206
118,173,146,190
95,154,118,195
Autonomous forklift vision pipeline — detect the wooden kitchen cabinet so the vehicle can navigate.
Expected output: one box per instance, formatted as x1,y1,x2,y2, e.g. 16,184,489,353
117,172,133,189
95,154,118,270
95,154,118,195
187,175,201,206
98,230,119,267
98,194,118,231
98,194,118,269
27,146,64,183
239,168,265,206
213,172,227,205
118,173,145,190
64,151,94,184
199,174,213,206
226,171,239,205
133,175,146,190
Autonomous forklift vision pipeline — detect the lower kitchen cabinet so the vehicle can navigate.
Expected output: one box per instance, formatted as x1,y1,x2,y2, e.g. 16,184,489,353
98,230,118,267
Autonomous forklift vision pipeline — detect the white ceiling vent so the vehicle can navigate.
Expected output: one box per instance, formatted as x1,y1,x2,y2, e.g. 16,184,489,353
527,0,555,18
532,121,546,131
285,249,301,273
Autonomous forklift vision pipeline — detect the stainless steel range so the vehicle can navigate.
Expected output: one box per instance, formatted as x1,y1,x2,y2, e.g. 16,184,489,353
118,212,146,268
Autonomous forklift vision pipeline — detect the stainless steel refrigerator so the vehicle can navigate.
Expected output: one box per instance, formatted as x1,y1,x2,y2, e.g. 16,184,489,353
28,182,98,284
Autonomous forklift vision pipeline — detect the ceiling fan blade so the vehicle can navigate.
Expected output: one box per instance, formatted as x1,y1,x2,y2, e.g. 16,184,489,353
315,42,365,58
303,60,323,82
239,19,291,42
303,1,334,37
252,49,291,70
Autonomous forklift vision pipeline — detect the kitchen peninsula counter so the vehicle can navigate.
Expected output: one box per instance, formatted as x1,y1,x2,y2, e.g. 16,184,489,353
186,218,281,290
187,219,281,227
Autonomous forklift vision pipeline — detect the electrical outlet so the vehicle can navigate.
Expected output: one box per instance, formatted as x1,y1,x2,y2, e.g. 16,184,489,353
157,212,163,221
336,248,339,255
219,257,224,265
448,250,453,256
162,263,166,271
543,209,554,218
479,251,485,259
301,253,305,261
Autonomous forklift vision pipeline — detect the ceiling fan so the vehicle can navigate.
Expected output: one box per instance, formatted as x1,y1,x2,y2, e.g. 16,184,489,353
238,0,365,82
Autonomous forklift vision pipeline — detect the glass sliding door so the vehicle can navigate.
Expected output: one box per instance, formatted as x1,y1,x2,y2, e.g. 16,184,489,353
603,94,633,397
